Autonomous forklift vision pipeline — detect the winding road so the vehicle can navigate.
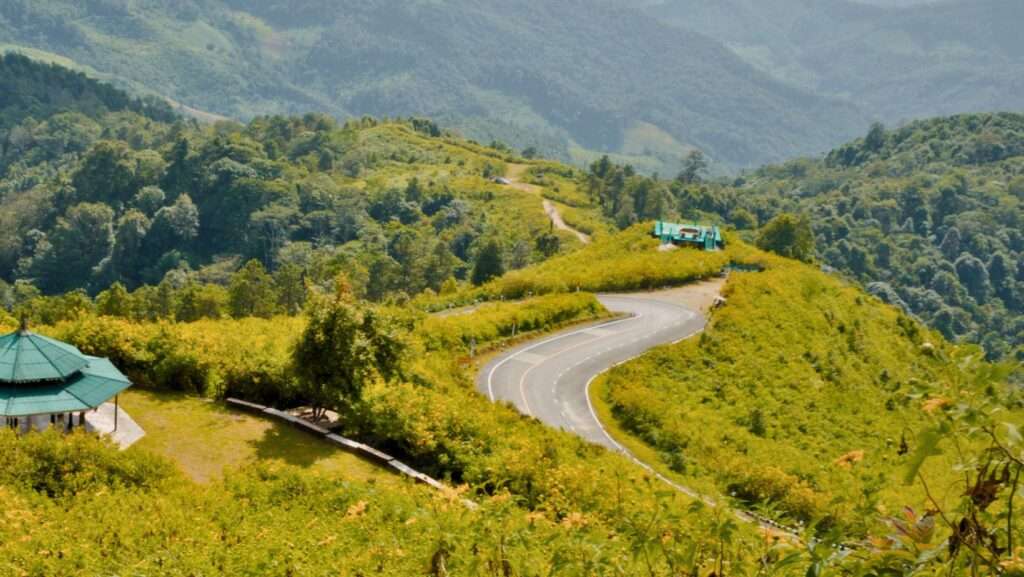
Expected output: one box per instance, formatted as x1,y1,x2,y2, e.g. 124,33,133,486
478,293,703,451
476,290,804,536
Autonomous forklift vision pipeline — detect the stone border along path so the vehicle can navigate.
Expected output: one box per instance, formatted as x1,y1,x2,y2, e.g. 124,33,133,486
226,398,477,509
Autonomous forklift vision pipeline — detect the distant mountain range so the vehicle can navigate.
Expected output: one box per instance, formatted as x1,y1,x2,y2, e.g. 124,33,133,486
1,0,1020,172
636,0,1024,126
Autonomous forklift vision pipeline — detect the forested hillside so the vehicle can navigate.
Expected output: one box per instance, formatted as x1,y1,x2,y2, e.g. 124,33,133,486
562,114,1023,359
0,53,175,131
0,54,601,309
0,0,864,171
737,115,1024,359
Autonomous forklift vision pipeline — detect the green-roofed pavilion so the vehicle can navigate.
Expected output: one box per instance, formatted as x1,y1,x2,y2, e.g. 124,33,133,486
1,321,133,435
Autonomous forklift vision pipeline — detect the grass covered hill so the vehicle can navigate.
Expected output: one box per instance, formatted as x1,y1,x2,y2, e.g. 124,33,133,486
596,247,1017,533
0,0,865,170
0,224,1019,574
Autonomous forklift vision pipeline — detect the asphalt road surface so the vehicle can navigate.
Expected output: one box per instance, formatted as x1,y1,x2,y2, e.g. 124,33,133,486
477,294,704,451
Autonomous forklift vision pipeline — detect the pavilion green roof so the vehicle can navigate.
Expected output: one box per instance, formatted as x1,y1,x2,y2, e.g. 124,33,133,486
0,329,133,417
0,329,90,383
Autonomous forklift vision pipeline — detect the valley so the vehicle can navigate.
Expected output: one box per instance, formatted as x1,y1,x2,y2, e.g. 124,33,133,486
0,9,1021,576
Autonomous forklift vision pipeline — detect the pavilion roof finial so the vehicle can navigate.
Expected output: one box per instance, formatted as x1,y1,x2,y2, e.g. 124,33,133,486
18,314,28,334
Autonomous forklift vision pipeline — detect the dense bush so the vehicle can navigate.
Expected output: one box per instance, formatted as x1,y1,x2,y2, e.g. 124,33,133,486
0,429,173,497
44,315,302,403
481,224,737,297
419,293,606,352
0,432,770,576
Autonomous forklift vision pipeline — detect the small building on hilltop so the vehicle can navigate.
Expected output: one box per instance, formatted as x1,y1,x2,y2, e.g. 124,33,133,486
652,221,724,251
0,320,140,445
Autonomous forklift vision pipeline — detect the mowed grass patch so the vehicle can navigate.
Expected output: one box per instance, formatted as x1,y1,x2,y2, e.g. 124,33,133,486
120,389,402,488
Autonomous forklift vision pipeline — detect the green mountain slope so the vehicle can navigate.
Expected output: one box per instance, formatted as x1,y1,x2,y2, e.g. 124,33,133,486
738,115,1024,359
0,54,607,302
0,0,865,170
596,248,1006,533
560,113,1023,359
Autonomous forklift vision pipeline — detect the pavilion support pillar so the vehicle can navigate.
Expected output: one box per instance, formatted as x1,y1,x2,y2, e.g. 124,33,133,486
114,395,119,432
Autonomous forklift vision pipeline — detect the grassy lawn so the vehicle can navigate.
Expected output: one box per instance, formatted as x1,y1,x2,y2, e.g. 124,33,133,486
120,389,404,489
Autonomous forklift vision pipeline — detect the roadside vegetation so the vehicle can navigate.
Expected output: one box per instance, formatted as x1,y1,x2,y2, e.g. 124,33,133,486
597,247,1023,537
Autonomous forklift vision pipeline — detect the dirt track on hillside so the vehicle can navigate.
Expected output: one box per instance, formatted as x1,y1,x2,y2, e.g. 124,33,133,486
506,164,591,244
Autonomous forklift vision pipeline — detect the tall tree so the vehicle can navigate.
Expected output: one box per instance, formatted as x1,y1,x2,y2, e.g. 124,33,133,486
32,202,115,292
677,149,708,184
290,286,407,420
471,240,505,285
228,259,278,318
756,213,815,263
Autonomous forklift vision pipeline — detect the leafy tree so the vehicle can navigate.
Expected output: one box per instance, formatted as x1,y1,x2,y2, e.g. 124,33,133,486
32,202,115,292
96,282,132,317
987,252,1011,289
729,207,758,230
864,121,886,152
508,239,532,270
273,263,307,315
176,282,227,322
755,213,815,262
146,194,199,257
290,286,407,420
228,260,278,318
423,242,460,292
471,240,505,285
365,256,404,302
111,209,151,284
677,149,708,184
131,186,166,217
939,227,961,260
535,232,561,258
954,253,991,303
72,141,143,206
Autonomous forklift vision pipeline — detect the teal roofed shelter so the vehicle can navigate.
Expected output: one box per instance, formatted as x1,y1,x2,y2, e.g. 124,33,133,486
652,221,724,251
0,320,132,434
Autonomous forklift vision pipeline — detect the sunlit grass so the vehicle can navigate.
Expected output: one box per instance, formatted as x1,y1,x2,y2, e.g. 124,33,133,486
121,388,403,488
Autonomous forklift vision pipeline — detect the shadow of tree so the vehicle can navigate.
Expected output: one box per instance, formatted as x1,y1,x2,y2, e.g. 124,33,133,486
247,423,330,469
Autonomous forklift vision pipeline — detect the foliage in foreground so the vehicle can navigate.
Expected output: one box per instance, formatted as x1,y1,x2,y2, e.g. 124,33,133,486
0,431,778,577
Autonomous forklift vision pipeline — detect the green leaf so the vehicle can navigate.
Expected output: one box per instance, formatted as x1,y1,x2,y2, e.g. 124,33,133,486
903,427,945,486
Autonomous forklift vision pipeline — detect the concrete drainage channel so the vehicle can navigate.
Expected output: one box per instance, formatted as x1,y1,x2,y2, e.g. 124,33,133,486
226,398,476,508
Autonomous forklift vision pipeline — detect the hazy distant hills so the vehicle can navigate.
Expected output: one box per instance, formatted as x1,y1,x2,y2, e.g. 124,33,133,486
1,0,1019,173
0,0,864,171
637,0,1024,125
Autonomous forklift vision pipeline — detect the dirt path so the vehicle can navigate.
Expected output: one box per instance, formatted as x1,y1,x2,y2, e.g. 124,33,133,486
505,164,591,244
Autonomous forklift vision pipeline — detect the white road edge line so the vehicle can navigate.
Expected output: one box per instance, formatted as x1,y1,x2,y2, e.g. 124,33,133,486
485,314,641,402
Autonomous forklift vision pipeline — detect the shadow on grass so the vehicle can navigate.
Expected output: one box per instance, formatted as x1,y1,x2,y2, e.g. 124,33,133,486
247,423,331,469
